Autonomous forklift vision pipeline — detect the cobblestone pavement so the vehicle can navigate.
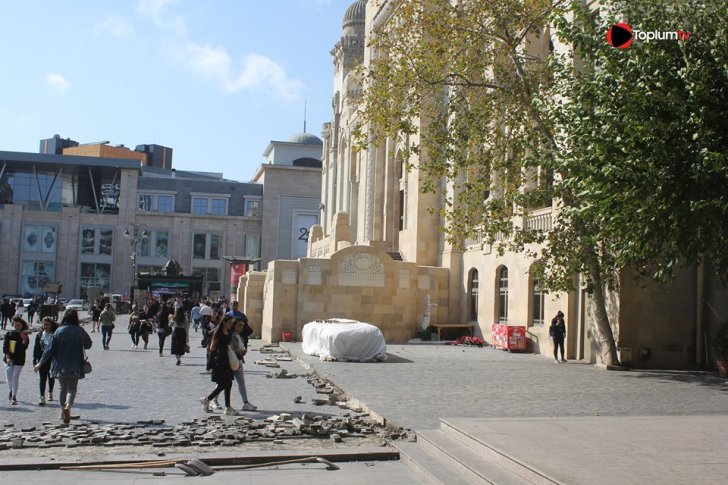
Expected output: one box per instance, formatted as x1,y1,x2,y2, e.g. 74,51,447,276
284,341,728,430
2,317,727,484
0,315,400,456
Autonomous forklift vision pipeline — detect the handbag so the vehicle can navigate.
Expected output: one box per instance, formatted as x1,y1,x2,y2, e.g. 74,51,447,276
227,346,240,371
83,349,92,374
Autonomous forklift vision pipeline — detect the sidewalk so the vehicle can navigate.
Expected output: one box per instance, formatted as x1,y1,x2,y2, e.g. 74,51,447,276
1,320,727,484
282,341,728,484
282,342,728,430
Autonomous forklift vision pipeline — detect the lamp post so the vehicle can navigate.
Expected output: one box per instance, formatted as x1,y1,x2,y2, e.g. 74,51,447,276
124,223,148,293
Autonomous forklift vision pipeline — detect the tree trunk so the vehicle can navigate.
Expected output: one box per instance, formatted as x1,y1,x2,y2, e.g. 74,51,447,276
587,251,620,366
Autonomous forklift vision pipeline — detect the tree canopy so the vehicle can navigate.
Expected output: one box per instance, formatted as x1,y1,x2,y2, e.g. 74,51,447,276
356,0,728,365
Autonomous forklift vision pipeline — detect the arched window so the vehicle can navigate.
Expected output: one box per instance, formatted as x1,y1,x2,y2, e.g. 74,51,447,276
468,269,479,321
497,266,509,323
532,278,545,326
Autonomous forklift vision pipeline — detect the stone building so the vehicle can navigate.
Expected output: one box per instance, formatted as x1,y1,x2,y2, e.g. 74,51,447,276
0,132,321,302
244,0,727,370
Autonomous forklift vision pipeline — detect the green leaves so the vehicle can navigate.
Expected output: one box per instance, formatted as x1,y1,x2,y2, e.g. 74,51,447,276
356,0,728,290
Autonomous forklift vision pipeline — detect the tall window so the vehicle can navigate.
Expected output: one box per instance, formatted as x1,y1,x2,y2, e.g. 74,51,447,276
139,231,170,258
532,278,545,326
468,269,479,321
81,228,113,255
245,198,261,218
398,190,405,231
193,233,222,260
80,263,111,299
497,266,509,323
21,261,55,296
23,225,57,253
192,267,220,294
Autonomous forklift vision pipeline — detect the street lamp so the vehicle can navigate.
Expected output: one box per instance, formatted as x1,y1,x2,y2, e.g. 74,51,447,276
124,223,148,291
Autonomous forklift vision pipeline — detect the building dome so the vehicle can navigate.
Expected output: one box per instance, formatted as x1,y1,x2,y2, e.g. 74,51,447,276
287,132,323,146
343,0,366,28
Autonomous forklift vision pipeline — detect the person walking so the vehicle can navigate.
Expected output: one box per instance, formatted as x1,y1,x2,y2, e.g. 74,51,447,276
99,303,116,350
0,298,11,330
200,316,238,415
128,309,141,349
14,300,25,319
26,301,36,325
33,317,58,405
4,316,30,405
190,302,201,333
156,311,171,357
199,300,213,347
231,319,257,411
34,309,93,424
170,307,189,365
549,311,567,363
139,317,153,350
91,300,102,333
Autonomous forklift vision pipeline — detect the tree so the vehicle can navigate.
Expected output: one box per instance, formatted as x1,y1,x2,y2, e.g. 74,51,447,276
356,0,728,365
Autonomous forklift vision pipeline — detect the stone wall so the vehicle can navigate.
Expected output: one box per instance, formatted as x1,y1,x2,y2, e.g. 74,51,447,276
259,245,449,344
237,271,266,337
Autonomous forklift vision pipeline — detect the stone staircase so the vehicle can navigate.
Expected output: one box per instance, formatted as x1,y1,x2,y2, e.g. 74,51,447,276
393,419,562,485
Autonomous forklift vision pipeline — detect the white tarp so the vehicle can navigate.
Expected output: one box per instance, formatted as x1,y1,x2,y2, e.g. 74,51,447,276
301,319,387,362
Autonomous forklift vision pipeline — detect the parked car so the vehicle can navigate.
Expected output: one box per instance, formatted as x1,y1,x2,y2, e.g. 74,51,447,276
22,298,33,308
65,299,85,312
57,298,68,310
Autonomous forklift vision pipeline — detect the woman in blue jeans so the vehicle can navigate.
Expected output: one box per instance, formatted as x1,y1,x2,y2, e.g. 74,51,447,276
231,319,256,411
35,309,93,424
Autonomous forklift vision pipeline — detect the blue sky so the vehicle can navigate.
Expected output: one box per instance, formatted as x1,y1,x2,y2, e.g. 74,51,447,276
0,0,351,179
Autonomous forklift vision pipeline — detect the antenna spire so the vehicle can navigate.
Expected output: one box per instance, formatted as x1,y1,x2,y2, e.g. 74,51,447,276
303,100,307,133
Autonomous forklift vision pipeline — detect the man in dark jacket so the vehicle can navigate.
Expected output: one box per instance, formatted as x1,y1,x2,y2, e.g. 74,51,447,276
0,298,11,330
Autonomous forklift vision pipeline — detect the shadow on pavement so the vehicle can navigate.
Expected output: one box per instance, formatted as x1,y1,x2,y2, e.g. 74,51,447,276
624,370,728,390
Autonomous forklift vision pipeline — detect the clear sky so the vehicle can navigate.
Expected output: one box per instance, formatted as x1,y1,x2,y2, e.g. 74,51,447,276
0,0,352,180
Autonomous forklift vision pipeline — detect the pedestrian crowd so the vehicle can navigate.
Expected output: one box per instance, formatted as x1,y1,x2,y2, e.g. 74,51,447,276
3,295,256,424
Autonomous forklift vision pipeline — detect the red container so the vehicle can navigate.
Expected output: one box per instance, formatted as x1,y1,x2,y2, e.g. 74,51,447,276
491,324,526,351
281,331,293,342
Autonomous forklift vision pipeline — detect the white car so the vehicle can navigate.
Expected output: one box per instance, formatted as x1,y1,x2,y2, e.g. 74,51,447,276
66,299,85,312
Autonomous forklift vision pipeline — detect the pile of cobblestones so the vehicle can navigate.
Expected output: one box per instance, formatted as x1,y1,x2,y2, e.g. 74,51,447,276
0,409,400,451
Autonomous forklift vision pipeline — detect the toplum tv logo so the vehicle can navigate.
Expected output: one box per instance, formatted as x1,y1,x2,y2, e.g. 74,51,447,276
606,22,633,49
607,22,691,48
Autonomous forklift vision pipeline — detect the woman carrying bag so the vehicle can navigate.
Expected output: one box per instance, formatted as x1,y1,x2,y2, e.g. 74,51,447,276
200,316,238,415
34,309,92,424
170,307,189,366
4,316,30,405
231,319,257,411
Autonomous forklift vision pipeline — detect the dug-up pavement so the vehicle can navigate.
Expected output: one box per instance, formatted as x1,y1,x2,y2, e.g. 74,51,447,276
0,314,726,484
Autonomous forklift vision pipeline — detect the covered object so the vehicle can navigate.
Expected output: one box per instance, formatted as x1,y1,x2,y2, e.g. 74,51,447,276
302,319,387,362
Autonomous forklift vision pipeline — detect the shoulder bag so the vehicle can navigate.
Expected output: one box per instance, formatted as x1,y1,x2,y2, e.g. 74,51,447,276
83,349,92,374
227,346,240,371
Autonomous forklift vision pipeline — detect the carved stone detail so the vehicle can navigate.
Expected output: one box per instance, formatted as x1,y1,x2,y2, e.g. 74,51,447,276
282,269,298,285
308,266,322,285
339,253,384,287
399,269,410,288
418,275,430,290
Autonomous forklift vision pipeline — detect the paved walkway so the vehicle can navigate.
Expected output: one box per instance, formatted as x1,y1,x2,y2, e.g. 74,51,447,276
282,341,728,430
2,318,727,484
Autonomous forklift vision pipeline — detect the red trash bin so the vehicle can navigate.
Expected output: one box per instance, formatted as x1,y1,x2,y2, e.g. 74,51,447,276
491,324,526,351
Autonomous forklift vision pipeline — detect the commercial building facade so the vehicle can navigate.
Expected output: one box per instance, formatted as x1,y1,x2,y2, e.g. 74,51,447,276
0,132,321,302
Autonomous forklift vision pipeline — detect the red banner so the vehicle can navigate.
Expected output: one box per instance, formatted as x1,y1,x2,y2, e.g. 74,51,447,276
230,262,247,289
